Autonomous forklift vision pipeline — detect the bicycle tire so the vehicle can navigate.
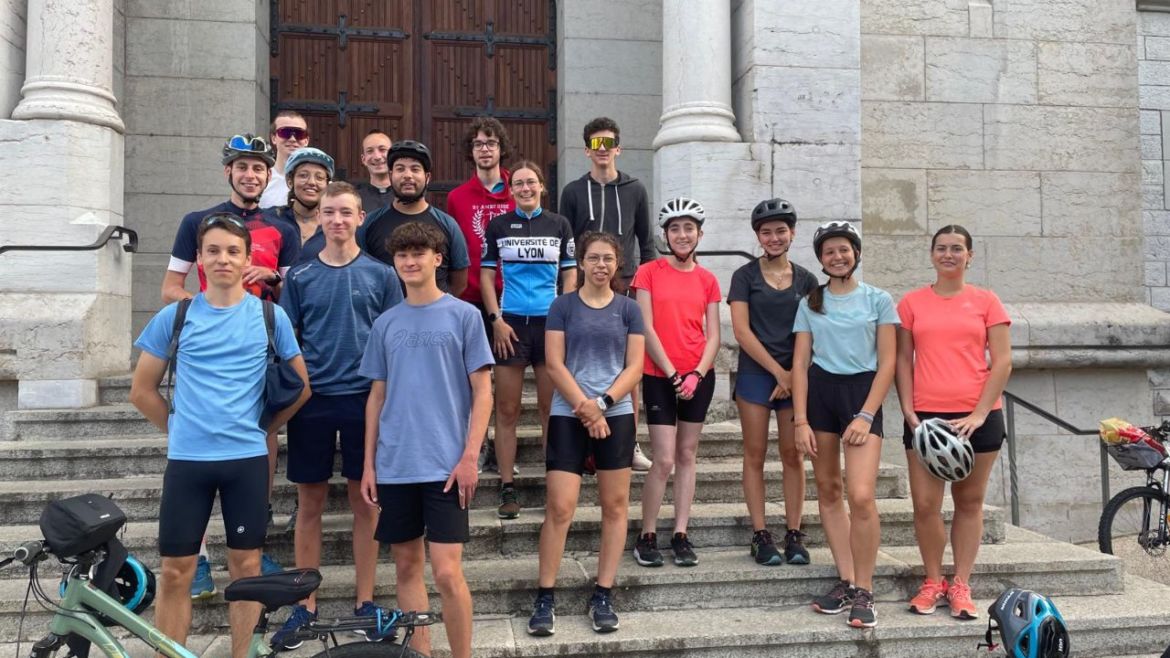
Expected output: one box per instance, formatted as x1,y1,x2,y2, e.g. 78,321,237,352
306,640,426,658
1098,485,1170,583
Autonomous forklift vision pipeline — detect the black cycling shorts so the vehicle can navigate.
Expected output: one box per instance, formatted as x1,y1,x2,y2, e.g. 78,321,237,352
806,364,884,438
902,409,1005,454
546,413,636,475
495,314,546,367
158,456,268,557
374,481,469,545
642,372,715,425
286,391,368,483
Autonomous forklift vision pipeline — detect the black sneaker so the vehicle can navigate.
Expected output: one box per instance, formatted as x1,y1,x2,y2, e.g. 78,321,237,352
633,532,663,567
587,590,619,633
497,486,520,519
670,532,698,567
270,604,316,650
848,587,877,628
812,579,855,615
750,529,783,566
527,592,556,636
479,438,499,474
782,528,810,565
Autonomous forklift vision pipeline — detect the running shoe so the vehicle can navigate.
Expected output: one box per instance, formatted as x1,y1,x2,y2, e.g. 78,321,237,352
633,532,664,567
812,579,855,615
750,529,783,566
631,443,652,472
354,601,397,641
908,577,949,615
479,438,499,474
261,552,283,576
190,555,215,600
527,592,556,636
848,587,877,628
782,528,810,565
587,590,620,633
270,603,316,650
947,576,978,620
670,532,698,567
497,486,520,519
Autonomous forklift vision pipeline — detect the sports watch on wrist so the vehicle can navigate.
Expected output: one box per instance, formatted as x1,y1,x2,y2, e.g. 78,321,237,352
487,312,499,323
596,394,613,411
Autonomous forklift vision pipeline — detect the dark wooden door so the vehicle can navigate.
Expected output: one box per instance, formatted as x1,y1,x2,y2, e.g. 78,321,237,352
270,0,557,208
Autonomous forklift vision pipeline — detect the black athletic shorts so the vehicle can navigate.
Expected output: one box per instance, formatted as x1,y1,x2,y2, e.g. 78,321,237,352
374,481,469,545
546,413,636,474
902,409,1005,454
286,391,367,483
495,314,546,367
806,364,884,437
643,372,716,425
158,455,268,557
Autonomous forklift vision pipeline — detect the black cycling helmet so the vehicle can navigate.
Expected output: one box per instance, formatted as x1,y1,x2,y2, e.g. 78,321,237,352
387,140,432,173
751,198,797,230
984,589,1070,658
222,133,275,167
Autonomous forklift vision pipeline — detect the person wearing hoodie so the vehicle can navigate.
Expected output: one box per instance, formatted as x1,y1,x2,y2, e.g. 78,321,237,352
559,117,656,472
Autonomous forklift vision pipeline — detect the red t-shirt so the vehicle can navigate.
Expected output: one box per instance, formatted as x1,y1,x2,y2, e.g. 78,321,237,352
896,284,1011,412
446,171,514,305
631,259,722,377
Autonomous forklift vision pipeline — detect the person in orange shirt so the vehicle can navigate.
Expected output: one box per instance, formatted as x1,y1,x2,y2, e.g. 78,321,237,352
894,225,1012,621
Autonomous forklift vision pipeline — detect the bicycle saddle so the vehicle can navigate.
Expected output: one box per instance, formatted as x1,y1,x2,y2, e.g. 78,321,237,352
223,568,322,609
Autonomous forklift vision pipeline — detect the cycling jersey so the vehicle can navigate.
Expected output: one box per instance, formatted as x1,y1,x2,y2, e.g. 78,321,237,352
481,208,575,316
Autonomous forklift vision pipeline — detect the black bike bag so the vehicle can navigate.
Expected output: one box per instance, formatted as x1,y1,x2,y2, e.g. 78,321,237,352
39,494,126,558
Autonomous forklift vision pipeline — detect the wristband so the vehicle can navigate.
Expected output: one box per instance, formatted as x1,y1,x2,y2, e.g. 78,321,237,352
794,420,809,427
854,410,875,423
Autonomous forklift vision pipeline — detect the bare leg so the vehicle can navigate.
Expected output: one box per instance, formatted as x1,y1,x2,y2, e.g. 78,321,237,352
906,450,947,582
950,451,999,582
348,479,380,607
738,399,771,531
154,555,197,652
640,424,677,534
537,470,583,587
430,542,473,658
390,539,431,656
533,363,553,450
294,482,329,610
671,421,703,533
810,433,852,582
843,436,883,591
776,407,803,530
493,366,525,485
225,549,262,658
596,467,633,586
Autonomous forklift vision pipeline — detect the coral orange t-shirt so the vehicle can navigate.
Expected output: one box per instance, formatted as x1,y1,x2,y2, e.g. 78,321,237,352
631,258,722,377
896,285,1011,412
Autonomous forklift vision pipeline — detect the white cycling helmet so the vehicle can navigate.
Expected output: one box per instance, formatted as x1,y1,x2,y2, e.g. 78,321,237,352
658,197,706,229
912,418,974,482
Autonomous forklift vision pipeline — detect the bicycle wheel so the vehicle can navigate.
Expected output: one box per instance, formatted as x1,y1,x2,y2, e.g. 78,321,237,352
1098,485,1170,583
307,639,426,658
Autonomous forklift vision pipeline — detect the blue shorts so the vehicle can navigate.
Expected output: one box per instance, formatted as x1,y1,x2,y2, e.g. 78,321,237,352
733,371,795,411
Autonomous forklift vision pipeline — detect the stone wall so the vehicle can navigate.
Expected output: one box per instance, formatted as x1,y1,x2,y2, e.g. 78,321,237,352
0,0,24,117
123,0,270,337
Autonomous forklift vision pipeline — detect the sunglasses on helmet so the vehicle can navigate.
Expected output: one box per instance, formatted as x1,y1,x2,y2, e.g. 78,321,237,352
227,134,270,153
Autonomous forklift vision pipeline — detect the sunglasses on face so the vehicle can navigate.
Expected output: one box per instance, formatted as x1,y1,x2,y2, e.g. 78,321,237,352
275,126,309,141
201,213,247,231
587,136,619,150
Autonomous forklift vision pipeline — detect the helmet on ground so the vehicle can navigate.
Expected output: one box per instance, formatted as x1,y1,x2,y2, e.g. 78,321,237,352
812,220,861,257
985,589,1069,658
285,147,335,181
751,198,797,230
222,133,275,167
658,197,706,229
913,418,974,482
387,140,432,172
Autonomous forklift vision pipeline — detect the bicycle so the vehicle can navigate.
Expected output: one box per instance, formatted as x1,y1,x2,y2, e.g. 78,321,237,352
3,510,436,658
1097,419,1170,584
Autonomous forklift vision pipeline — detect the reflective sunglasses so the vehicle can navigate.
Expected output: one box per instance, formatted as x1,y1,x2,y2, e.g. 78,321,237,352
275,126,309,141
587,136,619,150
228,134,270,153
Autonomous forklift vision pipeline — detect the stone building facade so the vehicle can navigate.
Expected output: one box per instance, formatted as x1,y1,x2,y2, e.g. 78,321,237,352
1,0,1168,541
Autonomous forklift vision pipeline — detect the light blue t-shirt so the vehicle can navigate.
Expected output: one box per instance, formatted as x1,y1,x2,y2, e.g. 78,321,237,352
545,292,644,418
358,294,495,484
792,282,899,375
134,294,301,461
280,252,404,395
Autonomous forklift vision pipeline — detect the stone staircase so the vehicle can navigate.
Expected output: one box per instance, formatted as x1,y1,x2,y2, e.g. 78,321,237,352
2,375,1170,656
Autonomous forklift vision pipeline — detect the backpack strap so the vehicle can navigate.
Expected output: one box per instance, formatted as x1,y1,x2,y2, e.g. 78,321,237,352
262,299,278,361
163,298,192,414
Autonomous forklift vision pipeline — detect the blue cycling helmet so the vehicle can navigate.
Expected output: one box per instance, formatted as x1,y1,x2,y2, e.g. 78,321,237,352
985,589,1069,658
60,554,156,625
285,147,335,181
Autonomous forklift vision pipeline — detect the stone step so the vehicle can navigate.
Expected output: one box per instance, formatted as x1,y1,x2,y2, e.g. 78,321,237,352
0,421,789,481
0,499,1005,578
6,400,740,441
0,457,909,524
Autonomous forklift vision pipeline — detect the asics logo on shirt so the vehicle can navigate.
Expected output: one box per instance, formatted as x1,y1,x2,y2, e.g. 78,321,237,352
388,329,455,350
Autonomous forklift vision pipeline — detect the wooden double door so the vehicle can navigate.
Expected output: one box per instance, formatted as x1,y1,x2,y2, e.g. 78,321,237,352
270,0,558,208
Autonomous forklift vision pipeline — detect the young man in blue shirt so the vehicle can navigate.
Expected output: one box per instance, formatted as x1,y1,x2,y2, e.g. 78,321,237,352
359,221,494,658
270,182,404,649
130,214,311,657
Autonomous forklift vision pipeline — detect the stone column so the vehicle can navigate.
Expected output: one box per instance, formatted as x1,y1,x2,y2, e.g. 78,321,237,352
652,0,740,148
12,0,124,131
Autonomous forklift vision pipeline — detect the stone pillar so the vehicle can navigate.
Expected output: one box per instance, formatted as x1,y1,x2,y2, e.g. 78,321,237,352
12,0,124,131
652,0,740,148
0,0,128,412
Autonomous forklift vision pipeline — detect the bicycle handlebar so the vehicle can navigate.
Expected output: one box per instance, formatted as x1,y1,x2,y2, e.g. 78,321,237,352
3,541,45,567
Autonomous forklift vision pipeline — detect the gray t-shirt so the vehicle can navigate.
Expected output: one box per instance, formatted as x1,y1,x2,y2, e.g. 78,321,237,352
358,294,494,484
727,259,818,375
545,292,644,417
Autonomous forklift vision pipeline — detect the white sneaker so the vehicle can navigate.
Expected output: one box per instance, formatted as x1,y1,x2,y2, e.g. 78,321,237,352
632,443,652,471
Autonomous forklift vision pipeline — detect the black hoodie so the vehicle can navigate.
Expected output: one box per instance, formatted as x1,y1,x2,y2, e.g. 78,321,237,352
558,170,656,281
